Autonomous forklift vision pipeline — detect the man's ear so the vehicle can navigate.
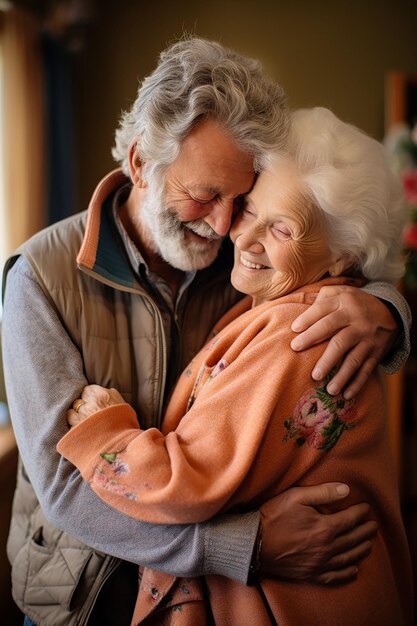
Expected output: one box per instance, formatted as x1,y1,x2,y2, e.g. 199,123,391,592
128,141,148,188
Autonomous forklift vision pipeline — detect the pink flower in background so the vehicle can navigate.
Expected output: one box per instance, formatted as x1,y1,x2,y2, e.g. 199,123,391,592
403,169,417,204
404,223,417,249
385,124,417,288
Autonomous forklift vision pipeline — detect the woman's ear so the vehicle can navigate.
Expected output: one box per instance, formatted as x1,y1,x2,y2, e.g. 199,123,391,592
328,256,354,277
128,141,148,188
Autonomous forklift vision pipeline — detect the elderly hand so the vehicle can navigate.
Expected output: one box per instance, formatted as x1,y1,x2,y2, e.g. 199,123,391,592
259,483,377,585
66,385,126,427
289,285,397,399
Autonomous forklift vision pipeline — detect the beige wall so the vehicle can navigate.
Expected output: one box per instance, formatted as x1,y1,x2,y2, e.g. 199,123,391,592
73,0,417,208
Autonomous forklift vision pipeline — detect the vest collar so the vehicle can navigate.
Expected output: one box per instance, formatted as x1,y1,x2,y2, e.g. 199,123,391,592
77,169,136,287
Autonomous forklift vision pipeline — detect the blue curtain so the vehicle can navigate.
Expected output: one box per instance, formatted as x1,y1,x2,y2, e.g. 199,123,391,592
41,31,76,224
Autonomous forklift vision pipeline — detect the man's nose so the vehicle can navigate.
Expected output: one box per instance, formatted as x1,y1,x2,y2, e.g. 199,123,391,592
204,199,234,237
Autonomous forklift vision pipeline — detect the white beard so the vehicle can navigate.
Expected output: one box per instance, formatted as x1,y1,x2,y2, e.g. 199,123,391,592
140,173,223,271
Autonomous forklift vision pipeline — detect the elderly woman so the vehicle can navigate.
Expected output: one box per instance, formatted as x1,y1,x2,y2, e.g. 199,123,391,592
58,108,413,626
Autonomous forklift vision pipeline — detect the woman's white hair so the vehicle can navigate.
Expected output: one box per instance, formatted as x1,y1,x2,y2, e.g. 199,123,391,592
275,107,406,283
112,37,289,180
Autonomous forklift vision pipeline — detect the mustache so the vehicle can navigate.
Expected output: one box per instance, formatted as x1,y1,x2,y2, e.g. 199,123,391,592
182,219,223,240
165,208,222,240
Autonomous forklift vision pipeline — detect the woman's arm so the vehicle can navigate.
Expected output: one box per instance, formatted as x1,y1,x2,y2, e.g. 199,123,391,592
58,301,368,525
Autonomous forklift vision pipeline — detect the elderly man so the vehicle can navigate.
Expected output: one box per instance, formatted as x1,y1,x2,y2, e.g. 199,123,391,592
2,38,409,626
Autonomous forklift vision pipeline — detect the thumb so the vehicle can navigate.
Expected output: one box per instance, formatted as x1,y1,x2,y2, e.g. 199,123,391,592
296,482,350,506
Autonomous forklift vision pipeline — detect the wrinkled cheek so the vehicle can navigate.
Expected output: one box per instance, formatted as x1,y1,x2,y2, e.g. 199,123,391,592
272,266,298,286
287,249,309,284
167,200,208,223
263,272,294,299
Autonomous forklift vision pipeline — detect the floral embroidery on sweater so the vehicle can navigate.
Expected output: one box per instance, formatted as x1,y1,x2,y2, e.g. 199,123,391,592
92,452,137,500
283,373,358,451
210,357,229,378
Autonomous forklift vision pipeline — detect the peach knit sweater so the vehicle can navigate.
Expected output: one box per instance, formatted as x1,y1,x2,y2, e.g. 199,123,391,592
58,278,413,626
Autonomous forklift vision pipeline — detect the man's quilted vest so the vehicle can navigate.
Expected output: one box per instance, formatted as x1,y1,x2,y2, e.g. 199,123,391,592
4,206,240,626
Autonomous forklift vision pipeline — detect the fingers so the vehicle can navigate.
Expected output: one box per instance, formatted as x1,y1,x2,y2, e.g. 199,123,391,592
270,482,373,540
340,356,379,399
293,482,352,507
291,287,343,334
295,484,374,539
312,565,359,585
326,521,377,566
66,408,83,427
328,353,378,399
311,333,373,394
66,386,126,429
311,525,377,585
291,307,345,351
81,385,125,405
258,484,376,583
81,384,108,401
326,502,372,537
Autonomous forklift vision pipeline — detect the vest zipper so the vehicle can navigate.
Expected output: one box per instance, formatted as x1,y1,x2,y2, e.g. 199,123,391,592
76,556,121,626
153,300,167,428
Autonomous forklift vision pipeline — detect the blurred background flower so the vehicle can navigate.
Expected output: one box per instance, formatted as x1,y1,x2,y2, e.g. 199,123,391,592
385,122,417,290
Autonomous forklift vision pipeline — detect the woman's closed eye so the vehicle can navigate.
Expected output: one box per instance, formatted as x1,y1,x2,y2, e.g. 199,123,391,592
272,222,292,239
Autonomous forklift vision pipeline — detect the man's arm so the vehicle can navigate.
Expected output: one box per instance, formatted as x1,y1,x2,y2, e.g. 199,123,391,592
290,283,410,399
2,257,376,585
2,257,258,581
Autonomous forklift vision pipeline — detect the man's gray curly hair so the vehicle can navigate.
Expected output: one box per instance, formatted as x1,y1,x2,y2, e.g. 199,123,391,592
112,37,289,180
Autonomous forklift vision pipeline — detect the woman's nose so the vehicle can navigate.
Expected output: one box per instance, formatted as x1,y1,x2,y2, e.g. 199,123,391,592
235,229,264,253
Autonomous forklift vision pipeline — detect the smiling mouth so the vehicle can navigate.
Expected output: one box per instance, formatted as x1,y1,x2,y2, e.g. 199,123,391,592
182,224,222,244
240,256,269,270
184,229,213,244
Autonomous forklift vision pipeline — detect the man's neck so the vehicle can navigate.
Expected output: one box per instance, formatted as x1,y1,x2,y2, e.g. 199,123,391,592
118,187,185,296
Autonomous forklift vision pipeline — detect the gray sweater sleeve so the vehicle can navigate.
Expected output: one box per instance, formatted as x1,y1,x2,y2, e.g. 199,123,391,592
362,281,411,373
1,257,259,583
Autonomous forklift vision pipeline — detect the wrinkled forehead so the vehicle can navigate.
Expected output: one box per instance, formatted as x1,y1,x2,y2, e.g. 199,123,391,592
167,121,256,195
252,159,324,229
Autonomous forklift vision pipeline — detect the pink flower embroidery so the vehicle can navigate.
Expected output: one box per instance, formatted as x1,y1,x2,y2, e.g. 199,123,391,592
335,398,357,424
91,452,137,500
290,392,333,447
284,379,358,451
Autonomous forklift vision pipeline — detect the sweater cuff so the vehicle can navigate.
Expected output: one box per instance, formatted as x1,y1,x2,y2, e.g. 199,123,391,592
362,282,411,373
57,404,138,478
202,510,261,584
